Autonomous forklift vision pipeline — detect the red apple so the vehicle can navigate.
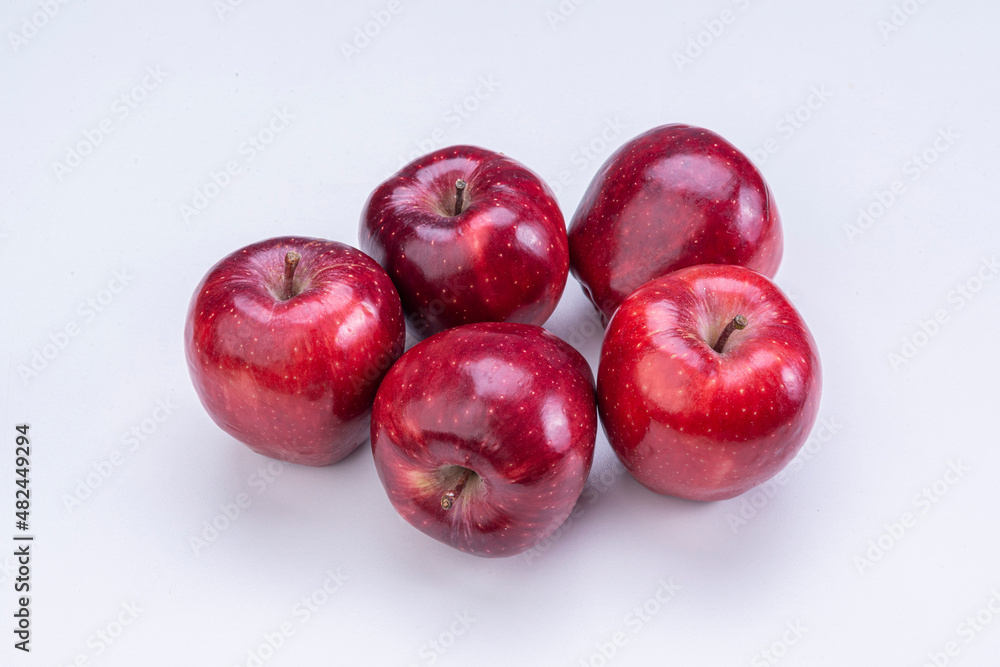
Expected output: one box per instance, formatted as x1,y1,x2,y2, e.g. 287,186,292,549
568,124,783,322
370,322,597,557
185,236,405,466
598,265,820,501
359,145,568,340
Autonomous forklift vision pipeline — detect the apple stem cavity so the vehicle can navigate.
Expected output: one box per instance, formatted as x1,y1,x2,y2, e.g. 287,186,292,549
282,251,302,300
441,467,473,510
713,315,748,353
454,179,467,216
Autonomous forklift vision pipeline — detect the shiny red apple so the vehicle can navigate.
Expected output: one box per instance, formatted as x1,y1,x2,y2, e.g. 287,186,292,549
371,322,597,557
568,124,783,323
185,236,405,466
359,145,568,340
598,264,820,501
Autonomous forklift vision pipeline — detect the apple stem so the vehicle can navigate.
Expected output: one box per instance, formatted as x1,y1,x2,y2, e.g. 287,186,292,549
441,468,472,510
282,251,301,300
713,315,748,353
454,179,467,216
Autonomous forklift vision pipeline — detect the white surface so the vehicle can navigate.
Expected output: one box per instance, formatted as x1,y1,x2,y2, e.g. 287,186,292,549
2,1,999,665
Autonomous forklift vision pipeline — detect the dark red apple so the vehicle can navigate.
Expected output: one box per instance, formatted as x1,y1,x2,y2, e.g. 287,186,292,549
185,236,405,466
568,124,783,322
598,264,820,501
359,145,568,340
370,322,597,557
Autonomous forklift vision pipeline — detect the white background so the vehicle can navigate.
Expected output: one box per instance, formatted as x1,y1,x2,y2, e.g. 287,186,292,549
2,0,999,665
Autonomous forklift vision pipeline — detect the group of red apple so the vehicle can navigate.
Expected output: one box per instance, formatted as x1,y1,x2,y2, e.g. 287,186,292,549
185,124,821,558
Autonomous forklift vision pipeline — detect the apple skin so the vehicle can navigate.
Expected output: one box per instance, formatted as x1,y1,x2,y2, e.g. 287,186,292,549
360,145,568,340
185,236,405,466
568,124,783,323
370,322,597,557
597,265,820,501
